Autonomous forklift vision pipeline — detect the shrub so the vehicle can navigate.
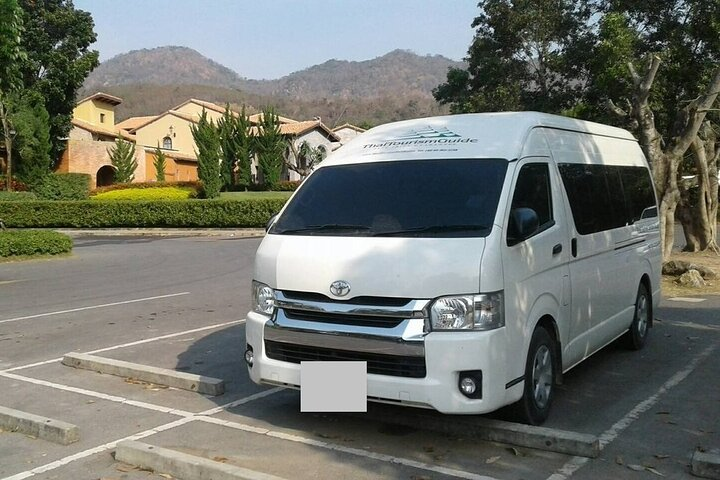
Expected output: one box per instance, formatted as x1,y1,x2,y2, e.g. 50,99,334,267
0,175,30,192
274,180,301,191
0,230,73,257
34,173,91,200
0,191,38,201
0,199,287,228
91,186,194,201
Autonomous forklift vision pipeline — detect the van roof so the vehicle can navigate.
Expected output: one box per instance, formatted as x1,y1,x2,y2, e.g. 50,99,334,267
324,112,637,166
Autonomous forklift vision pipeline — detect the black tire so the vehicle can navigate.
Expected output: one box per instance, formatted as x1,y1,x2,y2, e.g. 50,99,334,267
623,283,651,350
514,327,556,425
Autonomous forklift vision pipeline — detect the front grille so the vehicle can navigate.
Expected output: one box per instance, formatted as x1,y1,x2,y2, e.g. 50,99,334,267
282,290,412,307
265,340,426,378
284,309,403,328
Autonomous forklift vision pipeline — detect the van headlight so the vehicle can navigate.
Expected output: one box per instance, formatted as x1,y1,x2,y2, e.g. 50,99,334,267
428,292,504,330
252,280,276,316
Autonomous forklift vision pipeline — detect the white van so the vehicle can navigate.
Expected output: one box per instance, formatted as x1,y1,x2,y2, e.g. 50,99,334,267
245,112,661,425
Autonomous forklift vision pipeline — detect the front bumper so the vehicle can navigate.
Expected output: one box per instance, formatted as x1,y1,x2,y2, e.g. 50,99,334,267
245,310,513,414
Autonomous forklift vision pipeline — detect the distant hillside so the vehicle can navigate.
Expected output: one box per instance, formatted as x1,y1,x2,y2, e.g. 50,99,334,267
82,46,245,90
80,46,462,126
242,49,464,99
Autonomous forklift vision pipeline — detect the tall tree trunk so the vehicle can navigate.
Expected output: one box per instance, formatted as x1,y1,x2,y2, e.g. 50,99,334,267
679,122,719,252
625,58,720,260
0,100,13,190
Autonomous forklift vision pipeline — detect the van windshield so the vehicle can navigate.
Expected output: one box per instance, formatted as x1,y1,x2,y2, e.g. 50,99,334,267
270,159,508,238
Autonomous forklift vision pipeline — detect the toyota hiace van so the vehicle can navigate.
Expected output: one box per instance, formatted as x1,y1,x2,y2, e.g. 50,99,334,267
245,112,661,424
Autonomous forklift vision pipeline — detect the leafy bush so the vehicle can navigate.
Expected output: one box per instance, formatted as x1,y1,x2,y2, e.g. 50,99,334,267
274,180,301,191
0,230,73,257
0,191,38,201
0,175,30,192
0,199,287,228
91,186,194,201
34,173,91,200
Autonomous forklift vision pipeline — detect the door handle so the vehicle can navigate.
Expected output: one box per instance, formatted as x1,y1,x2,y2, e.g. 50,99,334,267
571,238,577,257
552,243,562,255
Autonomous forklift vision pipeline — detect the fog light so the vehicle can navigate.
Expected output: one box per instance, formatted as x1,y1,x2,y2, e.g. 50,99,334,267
244,345,254,367
458,370,482,399
460,377,476,395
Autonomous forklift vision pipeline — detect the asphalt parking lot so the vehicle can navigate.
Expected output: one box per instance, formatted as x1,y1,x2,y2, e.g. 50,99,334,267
0,234,718,480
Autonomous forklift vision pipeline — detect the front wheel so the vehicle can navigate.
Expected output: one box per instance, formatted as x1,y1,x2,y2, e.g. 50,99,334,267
623,283,651,350
514,326,555,425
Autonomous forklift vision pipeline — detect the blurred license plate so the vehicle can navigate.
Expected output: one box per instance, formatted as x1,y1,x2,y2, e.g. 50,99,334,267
300,361,367,412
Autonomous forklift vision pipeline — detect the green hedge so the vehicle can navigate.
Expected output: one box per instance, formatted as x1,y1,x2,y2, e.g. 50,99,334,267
35,173,91,200
0,191,38,202
0,199,287,228
91,186,194,201
0,230,73,257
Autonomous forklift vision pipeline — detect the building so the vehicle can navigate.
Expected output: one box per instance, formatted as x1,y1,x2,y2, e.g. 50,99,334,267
57,92,147,187
62,93,342,188
332,123,367,144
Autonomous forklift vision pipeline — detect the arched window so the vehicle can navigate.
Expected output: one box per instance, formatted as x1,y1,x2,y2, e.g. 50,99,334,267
162,136,172,149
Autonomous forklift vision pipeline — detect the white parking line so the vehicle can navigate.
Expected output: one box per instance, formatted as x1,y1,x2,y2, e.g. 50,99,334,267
0,388,280,480
0,371,197,417
0,319,244,373
0,292,191,325
198,415,501,480
546,343,717,480
1,417,195,480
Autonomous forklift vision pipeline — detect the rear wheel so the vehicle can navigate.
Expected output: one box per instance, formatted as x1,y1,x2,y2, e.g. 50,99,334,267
515,326,555,425
624,283,650,350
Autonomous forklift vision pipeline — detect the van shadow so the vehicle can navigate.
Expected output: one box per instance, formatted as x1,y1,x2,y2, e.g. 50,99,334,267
174,324,486,479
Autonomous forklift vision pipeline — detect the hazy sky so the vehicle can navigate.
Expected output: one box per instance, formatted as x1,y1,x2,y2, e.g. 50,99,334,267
73,0,478,80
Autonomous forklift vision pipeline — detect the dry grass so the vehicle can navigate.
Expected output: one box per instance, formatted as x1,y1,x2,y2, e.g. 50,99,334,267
661,250,720,298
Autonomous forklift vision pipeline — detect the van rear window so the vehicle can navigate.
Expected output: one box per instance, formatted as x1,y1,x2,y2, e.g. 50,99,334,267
271,159,508,238
558,164,657,235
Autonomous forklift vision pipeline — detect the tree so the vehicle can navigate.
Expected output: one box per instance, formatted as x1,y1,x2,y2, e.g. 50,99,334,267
285,140,326,179
107,137,137,183
234,105,254,188
0,0,25,191
153,144,166,182
433,0,594,113
254,107,285,190
191,110,222,198
10,90,52,189
598,1,720,257
217,104,254,190
17,0,99,162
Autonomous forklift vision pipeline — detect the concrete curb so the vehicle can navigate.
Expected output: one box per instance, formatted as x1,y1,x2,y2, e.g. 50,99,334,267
54,228,265,238
361,405,600,458
62,352,225,396
0,405,79,445
692,450,720,479
115,440,287,480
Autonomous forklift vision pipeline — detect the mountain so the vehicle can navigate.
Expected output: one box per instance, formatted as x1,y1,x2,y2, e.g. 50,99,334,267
80,46,463,126
82,46,245,90
241,49,464,99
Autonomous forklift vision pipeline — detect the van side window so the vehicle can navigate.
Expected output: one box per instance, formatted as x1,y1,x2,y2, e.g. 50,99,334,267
509,163,554,233
558,164,656,235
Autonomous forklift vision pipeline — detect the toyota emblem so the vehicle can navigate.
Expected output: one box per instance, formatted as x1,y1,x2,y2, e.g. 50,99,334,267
330,280,351,297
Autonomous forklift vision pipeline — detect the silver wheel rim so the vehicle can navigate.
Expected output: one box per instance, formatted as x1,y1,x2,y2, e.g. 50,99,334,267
636,293,648,338
532,345,552,409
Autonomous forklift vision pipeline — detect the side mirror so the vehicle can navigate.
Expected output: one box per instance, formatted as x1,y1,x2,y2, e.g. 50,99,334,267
508,208,539,246
266,214,278,232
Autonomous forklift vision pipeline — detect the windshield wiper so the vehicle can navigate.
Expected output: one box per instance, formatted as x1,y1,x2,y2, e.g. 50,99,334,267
275,224,372,234
373,224,490,236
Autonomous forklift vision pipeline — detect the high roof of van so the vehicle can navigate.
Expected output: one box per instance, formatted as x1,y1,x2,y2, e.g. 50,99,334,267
324,112,637,166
